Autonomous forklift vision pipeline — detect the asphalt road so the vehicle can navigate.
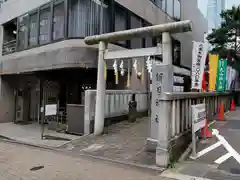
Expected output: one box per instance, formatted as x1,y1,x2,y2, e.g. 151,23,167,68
0,140,174,180
177,119,240,180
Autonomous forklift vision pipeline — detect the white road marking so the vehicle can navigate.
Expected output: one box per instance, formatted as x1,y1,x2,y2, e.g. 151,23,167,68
161,171,214,180
195,141,222,158
191,129,240,165
214,152,232,164
213,129,240,164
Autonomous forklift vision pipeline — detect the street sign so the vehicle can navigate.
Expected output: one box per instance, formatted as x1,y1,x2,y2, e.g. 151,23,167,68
45,104,57,116
149,63,173,142
191,103,206,158
192,104,206,132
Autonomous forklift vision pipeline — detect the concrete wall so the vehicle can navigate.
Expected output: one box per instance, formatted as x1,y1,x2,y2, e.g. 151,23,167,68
181,0,208,67
173,0,208,67
0,39,130,74
117,0,208,68
1,40,98,74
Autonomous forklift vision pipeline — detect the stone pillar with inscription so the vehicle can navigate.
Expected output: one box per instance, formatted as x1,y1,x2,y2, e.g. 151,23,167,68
146,32,174,165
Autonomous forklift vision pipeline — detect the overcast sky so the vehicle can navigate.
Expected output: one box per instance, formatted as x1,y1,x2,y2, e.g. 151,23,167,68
198,0,239,17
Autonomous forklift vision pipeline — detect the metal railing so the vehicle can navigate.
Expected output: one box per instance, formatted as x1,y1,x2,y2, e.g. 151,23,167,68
2,39,17,55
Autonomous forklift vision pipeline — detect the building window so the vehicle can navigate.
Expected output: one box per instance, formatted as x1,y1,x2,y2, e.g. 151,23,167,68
115,5,127,45
173,0,180,21
68,0,109,38
162,0,166,12
39,5,50,45
53,0,64,40
172,38,181,65
151,0,166,12
18,14,29,50
68,0,87,37
155,0,162,8
102,0,110,33
166,0,173,17
29,11,38,47
130,15,143,48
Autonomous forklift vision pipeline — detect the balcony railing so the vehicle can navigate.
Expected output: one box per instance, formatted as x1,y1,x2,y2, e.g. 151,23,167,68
2,39,17,55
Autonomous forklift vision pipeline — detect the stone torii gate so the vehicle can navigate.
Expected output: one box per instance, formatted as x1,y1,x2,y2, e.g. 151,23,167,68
84,20,192,166
84,20,192,135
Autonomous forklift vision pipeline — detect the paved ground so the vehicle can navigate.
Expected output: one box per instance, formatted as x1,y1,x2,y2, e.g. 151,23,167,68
60,117,156,167
169,109,240,180
0,141,174,180
0,122,80,148
0,117,155,167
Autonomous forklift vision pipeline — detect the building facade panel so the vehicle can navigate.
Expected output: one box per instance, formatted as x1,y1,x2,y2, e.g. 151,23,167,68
175,0,208,67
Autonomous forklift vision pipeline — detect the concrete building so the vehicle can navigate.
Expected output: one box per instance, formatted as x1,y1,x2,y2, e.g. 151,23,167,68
0,0,207,124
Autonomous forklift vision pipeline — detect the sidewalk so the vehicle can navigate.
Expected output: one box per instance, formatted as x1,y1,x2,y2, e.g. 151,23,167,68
0,141,174,180
0,122,81,148
0,117,159,172
59,117,157,168
162,109,240,180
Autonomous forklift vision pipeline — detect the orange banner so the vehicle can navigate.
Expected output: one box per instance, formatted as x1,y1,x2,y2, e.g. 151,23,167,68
208,54,219,91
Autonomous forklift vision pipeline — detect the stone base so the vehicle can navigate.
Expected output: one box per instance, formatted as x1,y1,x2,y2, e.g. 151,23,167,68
155,131,192,167
146,138,158,152
156,146,169,167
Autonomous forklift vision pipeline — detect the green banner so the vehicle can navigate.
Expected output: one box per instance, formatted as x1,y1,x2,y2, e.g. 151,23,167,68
216,59,227,92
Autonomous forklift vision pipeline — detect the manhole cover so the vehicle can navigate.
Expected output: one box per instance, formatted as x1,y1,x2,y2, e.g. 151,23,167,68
30,166,44,171
230,168,240,174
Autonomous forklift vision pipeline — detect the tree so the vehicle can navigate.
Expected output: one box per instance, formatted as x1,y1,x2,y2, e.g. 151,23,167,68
207,5,240,63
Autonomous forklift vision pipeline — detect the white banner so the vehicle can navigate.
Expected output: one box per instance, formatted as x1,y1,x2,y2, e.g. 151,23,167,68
191,41,208,90
226,66,231,90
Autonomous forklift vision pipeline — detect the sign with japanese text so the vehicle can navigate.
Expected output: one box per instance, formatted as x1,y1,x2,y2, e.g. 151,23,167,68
191,41,208,90
192,104,206,132
150,63,173,141
45,104,57,116
191,103,206,158
216,59,227,92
